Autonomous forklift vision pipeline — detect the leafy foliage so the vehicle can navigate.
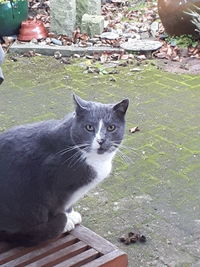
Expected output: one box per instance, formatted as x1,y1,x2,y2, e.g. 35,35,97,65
167,35,198,48
184,5,200,34
0,0,23,2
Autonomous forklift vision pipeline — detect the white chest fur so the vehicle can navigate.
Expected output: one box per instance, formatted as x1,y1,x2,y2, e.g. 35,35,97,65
86,151,115,181
65,151,116,209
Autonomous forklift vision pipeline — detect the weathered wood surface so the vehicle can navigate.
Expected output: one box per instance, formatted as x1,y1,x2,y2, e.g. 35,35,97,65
0,225,128,267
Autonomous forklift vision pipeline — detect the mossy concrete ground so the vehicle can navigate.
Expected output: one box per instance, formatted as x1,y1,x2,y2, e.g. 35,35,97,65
1,56,200,266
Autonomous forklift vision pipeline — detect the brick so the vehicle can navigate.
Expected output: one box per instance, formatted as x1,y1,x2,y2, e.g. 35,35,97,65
1,56,200,266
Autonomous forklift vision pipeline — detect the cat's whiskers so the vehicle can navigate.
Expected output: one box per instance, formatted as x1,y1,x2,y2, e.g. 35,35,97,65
62,145,88,167
117,148,133,164
112,142,134,164
62,151,80,166
69,152,86,169
56,144,89,157
56,147,77,157
62,149,82,164
113,140,139,154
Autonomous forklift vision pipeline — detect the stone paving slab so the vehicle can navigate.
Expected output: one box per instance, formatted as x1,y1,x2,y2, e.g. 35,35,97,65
10,42,123,56
121,39,162,52
1,56,200,266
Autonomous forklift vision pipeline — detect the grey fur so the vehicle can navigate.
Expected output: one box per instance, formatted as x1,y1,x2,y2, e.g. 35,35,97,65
0,44,4,84
0,95,129,246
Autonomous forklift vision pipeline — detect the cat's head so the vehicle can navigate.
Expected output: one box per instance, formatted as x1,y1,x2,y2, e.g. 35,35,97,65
71,94,129,155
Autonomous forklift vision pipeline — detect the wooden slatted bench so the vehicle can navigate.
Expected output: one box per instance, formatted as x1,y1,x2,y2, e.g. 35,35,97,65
0,225,128,266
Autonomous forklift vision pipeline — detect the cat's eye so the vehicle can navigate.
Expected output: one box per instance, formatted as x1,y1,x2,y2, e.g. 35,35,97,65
85,124,94,132
107,125,116,132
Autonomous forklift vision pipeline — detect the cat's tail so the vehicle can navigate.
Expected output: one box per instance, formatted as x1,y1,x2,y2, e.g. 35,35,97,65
0,213,67,247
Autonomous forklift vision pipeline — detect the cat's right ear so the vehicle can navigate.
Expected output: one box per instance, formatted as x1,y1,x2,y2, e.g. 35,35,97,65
113,98,129,117
73,94,88,116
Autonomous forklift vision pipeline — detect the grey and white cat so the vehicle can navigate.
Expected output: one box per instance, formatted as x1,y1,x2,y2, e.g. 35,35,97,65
0,94,129,246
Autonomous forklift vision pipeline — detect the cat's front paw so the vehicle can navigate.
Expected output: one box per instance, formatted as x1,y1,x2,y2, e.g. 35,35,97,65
64,218,75,232
68,210,82,225
63,210,82,233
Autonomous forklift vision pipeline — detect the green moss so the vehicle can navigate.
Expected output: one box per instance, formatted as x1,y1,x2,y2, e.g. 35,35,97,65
0,55,200,265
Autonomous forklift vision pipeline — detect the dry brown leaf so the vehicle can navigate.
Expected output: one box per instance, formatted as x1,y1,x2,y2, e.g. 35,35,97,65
137,55,146,60
100,52,108,63
80,33,89,41
129,126,140,133
121,54,129,60
166,45,173,57
172,55,180,62
155,52,166,59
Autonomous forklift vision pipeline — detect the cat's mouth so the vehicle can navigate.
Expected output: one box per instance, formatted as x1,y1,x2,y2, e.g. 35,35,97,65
97,145,116,154
97,147,107,154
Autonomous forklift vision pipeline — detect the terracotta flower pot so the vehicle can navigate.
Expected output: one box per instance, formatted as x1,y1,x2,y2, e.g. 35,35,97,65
158,0,200,36
18,19,48,41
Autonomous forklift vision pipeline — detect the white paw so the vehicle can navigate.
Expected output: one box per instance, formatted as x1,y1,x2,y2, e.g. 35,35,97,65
63,210,82,233
68,210,82,225
64,218,75,232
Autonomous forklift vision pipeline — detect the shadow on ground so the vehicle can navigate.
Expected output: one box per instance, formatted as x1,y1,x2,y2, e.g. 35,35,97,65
1,56,200,266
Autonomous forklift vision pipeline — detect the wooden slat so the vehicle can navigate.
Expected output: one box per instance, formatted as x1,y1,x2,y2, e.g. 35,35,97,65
82,250,128,267
0,225,128,267
0,246,36,265
1,235,78,267
55,248,100,267
71,225,118,254
27,241,88,267
0,234,65,265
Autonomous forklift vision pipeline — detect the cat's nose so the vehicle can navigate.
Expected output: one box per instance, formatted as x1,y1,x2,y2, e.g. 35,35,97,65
97,138,105,145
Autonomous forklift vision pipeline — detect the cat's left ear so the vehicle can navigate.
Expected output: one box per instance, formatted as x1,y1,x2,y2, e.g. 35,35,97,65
113,99,129,116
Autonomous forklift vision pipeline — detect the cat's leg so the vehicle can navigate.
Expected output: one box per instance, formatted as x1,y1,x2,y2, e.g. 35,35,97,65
2,213,67,246
64,208,82,232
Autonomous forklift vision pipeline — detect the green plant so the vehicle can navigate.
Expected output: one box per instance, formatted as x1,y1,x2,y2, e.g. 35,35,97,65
0,0,20,2
184,5,200,34
167,34,198,48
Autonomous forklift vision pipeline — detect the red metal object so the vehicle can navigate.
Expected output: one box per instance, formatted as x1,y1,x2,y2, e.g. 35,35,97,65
18,19,48,41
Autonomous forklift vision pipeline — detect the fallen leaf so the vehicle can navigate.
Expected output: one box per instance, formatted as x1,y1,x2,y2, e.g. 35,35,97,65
85,55,94,59
172,55,180,62
130,68,142,72
108,69,119,74
61,57,71,64
54,51,62,59
121,54,129,60
100,52,108,63
137,55,146,60
129,126,140,133
23,50,36,57
73,54,81,58
118,61,128,67
109,77,116,82
155,52,166,59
